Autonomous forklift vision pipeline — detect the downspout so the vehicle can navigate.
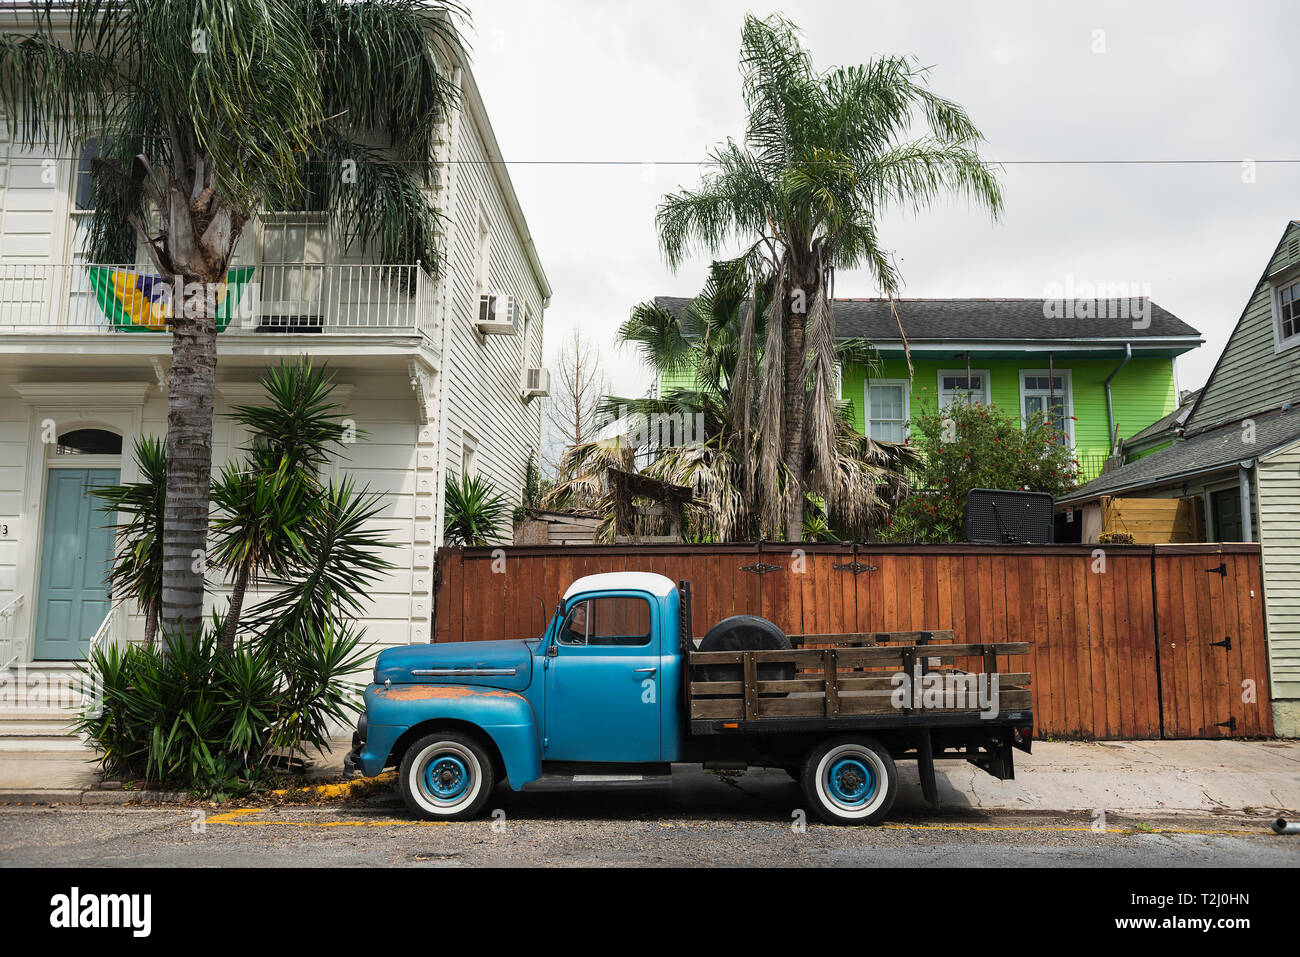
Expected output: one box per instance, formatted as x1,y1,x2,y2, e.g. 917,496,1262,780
1103,343,1132,456
1239,461,1254,543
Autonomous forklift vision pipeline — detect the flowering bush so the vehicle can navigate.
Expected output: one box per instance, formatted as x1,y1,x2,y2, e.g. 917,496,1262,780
883,392,1078,543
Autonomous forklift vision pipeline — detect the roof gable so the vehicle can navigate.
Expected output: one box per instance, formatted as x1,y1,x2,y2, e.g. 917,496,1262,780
1184,221,1300,434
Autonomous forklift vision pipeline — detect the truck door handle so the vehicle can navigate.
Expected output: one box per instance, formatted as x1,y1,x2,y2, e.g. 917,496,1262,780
634,667,657,675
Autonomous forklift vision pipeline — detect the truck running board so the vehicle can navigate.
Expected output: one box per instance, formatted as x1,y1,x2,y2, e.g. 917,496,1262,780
523,765,673,792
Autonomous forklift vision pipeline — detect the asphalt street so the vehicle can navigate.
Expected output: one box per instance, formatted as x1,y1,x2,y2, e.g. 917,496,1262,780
1,770,1295,867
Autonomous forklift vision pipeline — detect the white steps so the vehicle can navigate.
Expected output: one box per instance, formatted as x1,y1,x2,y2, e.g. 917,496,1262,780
0,661,93,752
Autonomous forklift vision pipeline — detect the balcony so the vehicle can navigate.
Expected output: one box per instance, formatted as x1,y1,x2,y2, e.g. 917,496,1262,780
0,261,439,347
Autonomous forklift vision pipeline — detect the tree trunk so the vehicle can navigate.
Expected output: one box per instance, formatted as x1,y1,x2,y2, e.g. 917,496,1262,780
160,303,218,642
782,265,813,541
221,562,251,652
143,601,158,648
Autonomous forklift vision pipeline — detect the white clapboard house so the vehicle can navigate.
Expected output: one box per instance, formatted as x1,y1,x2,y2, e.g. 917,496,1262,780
0,22,551,747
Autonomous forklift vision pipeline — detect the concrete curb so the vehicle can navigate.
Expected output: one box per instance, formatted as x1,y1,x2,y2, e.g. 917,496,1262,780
0,774,393,806
0,789,189,805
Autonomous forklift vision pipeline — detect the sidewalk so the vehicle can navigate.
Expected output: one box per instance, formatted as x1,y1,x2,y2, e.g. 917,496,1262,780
896,739,1300,817
1,738,1297,816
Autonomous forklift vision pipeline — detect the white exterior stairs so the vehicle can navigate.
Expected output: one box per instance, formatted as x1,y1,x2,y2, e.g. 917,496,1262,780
0,661,94,752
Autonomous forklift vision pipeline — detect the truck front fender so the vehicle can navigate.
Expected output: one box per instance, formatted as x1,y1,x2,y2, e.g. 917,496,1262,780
359,683,542,790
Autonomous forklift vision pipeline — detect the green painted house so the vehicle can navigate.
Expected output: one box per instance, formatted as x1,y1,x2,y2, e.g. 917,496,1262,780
654,295,1202,483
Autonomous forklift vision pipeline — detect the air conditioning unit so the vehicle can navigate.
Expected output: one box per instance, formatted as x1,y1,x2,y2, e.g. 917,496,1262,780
476,293,520,335
521,367,550,399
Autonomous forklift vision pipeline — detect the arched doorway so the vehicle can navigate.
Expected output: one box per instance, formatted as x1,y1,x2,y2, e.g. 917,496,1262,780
33,427,123,660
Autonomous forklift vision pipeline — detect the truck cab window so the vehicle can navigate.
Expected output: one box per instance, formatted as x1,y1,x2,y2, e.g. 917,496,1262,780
559,596,651,647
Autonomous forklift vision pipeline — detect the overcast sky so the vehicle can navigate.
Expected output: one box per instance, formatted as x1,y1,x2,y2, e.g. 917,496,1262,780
466,0,1299,400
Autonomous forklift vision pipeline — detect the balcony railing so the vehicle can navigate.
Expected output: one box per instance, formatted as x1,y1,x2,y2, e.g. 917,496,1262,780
1074,452,1121,485
0,262,439,340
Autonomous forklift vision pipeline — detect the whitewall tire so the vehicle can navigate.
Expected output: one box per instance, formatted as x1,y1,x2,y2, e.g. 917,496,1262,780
801,736,897,825
399,732,495,821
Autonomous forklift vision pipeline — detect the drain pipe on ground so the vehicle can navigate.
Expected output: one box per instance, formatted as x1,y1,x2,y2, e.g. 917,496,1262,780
1104,343,1133,456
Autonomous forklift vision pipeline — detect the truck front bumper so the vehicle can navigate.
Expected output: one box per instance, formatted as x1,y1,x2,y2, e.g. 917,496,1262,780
344,705,406,778
343,736,362,777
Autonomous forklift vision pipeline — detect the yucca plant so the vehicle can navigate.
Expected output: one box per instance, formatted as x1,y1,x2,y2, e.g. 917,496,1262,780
443,473,509,546
74,625,368,798
210,357,357,650
93,436,167,646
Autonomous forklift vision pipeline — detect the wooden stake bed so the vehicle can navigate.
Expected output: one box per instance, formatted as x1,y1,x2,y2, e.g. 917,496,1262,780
687,630,1032,724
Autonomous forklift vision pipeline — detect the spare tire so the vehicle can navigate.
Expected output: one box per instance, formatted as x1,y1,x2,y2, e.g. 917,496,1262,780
698,615,796,690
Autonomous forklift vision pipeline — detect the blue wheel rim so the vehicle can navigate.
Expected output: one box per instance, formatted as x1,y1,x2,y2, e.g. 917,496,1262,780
422,753,471,801
826,756,876,807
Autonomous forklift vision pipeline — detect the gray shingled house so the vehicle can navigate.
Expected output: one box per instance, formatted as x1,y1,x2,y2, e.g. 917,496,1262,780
1059,220,1300,735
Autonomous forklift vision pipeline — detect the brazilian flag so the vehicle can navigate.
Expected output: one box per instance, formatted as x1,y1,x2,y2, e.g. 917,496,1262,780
86,266,256,333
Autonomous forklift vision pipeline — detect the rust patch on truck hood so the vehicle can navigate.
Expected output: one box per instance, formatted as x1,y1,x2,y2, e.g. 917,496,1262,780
374,684,522,702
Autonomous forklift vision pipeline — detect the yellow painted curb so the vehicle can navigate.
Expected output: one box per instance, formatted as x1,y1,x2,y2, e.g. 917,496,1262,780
206,807,450,827
198,808,1265,836
270,771,396,801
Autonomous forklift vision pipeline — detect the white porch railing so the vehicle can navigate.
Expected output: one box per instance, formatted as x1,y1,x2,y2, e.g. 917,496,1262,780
0,595,23,672
0,262,438,339
87,603,126,656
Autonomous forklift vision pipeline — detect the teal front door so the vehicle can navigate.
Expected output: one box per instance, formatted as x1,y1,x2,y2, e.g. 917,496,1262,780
33,468,118,660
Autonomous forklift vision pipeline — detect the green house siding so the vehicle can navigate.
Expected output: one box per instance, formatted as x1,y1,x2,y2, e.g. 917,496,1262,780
1128,439,1174,461
1189,221,1300,432
657,367,698,395
844,356,1178,465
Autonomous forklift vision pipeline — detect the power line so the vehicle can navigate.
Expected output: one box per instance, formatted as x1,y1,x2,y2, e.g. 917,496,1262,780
17,154,1300,166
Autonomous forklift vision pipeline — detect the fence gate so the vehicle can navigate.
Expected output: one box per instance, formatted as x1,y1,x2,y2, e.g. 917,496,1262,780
1152,545,1273,738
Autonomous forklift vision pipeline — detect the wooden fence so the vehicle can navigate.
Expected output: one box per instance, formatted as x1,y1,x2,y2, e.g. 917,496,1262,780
433,543,1274,740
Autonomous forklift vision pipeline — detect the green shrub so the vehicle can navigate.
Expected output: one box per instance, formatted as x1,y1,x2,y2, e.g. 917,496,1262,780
76,622,370,799
884,393,1078,543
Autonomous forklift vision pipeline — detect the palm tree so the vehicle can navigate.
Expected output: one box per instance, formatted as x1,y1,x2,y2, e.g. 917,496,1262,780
546,260,915,543
657,13,1003,540
0,0,467,639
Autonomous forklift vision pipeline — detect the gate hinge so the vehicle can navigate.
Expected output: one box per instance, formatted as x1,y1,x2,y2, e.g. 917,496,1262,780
1205,562,1227,576
1215,716,1237,732
833,561,878,575
1210,636,1232,650
740,561,782,576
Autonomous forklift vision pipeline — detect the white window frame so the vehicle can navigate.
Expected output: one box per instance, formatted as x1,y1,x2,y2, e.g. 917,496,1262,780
1270,270,1300,353
1018,369,1075,447
936,369,991,409
863,378,910,442
474,203,491,297
461,430,479,478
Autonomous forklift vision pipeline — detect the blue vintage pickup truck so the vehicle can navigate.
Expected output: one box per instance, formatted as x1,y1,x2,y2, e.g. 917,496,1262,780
345,571,1033,825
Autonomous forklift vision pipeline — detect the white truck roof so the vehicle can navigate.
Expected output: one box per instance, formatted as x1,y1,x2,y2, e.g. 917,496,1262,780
563,572,677,600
